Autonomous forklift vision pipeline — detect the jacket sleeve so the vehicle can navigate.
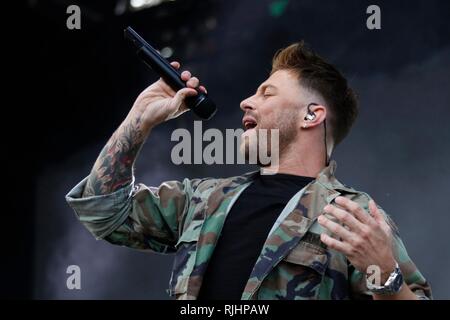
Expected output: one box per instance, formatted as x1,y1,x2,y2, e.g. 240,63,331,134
65,176,205,254
348,193,432,300
390,233,432,299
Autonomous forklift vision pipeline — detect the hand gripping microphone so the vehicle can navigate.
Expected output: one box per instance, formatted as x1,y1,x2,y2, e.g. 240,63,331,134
124,26,217,120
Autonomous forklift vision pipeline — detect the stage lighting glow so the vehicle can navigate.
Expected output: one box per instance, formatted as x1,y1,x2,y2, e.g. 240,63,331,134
131,0,161,9
130,0,174,10
269,0,290,17
160,46,174,58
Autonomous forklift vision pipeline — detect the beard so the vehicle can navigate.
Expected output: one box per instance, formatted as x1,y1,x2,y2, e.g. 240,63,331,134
240,110,299,166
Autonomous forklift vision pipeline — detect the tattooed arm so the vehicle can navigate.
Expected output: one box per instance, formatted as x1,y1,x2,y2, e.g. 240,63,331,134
66,61,209,251
82,116,144,196
82,61,207,197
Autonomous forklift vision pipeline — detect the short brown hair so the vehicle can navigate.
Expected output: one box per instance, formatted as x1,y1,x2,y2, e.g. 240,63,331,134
271,42,358,146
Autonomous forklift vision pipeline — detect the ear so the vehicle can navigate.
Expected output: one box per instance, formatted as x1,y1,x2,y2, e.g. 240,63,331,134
302,104,326,129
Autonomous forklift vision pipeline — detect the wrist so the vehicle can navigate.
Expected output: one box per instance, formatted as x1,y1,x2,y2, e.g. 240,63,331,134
366,261,403,296
379,259,397,283
125,110,155,137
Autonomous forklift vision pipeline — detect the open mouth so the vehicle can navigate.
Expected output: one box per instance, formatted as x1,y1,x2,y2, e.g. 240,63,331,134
243,117,258,131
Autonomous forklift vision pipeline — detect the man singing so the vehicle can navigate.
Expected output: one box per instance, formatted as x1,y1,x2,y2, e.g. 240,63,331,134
66,42,431,300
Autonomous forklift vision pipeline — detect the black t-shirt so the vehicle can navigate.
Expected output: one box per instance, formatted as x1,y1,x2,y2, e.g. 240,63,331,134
197,172,315,300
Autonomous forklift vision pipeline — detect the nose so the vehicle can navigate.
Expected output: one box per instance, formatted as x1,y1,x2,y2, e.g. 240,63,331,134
240,95,256,112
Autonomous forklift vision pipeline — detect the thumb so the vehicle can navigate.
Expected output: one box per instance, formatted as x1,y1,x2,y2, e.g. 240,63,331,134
173,87,198,107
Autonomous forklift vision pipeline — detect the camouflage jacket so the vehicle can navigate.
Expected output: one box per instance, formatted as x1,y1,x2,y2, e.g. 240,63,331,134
66,160,432,300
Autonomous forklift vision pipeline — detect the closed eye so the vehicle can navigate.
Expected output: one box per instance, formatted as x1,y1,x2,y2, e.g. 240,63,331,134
257,83,278,98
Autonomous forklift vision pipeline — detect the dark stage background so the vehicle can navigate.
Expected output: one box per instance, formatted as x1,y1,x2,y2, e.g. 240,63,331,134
6,0,450,299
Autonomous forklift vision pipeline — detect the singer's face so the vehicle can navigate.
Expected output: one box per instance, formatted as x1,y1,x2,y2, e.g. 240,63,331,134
239,70,304,164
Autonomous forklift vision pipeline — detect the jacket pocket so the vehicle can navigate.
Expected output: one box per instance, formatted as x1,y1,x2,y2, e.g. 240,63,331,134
283,238,328,275
269,237,329,300
168,220,203,299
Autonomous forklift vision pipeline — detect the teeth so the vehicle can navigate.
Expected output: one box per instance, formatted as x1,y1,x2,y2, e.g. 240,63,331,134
243,119,257,130
244,122,256,130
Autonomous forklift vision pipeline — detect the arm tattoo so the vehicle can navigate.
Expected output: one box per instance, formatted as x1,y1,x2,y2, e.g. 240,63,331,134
83,116,146,196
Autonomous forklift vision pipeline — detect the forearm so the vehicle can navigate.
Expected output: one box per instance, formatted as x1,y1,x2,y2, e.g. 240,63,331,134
82,111,154,197
81,61,200,197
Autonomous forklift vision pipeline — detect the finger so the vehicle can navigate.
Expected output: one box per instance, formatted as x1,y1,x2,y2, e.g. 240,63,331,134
320,233,353,256
181,70,191,81
334,196,374,226
369,199,385,225
324,204,364,232
199,85,208,94
170,61,180,69
186,76,200,89
317,215,354,242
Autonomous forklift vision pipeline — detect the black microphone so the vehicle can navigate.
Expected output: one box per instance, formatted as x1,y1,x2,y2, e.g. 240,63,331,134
124,26,217,120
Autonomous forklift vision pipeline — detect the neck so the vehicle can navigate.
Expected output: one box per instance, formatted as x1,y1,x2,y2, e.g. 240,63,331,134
260,140,326,178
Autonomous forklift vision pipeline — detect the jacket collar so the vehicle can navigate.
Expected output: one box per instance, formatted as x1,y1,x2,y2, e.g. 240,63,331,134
241,160,354,192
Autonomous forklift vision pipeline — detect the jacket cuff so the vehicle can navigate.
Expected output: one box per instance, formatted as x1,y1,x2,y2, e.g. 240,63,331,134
65,176,135,239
